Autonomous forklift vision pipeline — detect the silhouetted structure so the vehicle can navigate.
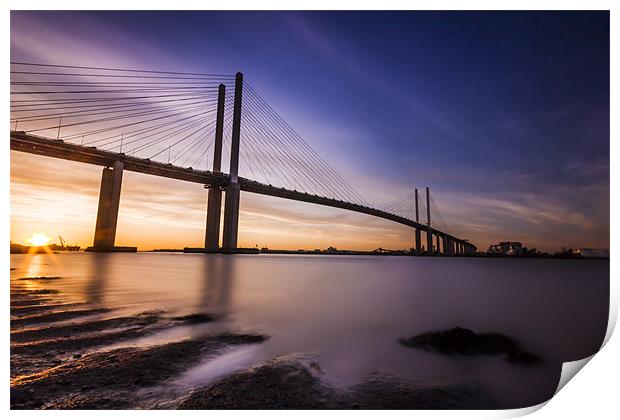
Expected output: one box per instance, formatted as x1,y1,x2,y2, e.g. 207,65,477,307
487,242,523,256
9,64,476,256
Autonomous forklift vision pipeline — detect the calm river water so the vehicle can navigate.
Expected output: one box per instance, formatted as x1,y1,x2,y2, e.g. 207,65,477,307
10,252,609,409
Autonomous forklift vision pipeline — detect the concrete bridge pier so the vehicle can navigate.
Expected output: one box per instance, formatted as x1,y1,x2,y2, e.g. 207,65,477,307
414,228,422,254
442,235,450,256
435,233,441,255
86,161,136,252
205,186,223,249
222,183,241,249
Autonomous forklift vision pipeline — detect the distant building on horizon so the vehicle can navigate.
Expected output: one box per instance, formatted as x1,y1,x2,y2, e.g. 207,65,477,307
487,241,524,256
574,248,609,258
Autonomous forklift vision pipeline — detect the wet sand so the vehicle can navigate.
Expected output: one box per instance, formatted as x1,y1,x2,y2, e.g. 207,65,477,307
10,274,490,409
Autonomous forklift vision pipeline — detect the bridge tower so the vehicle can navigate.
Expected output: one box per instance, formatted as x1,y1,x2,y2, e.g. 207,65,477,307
204,84,226,250
222,72,244,250
414,188,421,254
426,187,433,255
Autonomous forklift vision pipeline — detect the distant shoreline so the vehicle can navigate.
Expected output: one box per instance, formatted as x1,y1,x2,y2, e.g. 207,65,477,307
146,248,609,260
9,243,608,260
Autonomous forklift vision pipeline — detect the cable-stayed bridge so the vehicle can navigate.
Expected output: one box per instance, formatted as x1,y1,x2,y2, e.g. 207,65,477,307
10,62,476,255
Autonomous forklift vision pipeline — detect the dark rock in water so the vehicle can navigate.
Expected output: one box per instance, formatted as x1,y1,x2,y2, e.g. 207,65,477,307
171,313,218,324
179,354,487,410
179,354,339,409
400,327,480,355
18,276,62,280
399,327,542,365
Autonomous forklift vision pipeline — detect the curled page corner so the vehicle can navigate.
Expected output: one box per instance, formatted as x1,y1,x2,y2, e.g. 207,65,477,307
501,401,548,418
547,284,616,403
554,355,595,396
502,286,616,418
497,355,597,418
601,288,618,349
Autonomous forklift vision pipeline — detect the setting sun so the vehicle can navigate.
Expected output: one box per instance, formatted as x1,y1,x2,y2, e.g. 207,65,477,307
26,232,52,247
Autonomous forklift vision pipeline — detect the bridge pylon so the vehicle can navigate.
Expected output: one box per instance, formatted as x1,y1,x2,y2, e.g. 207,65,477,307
204,84,227,250
222,72,244,250
414,188,421,254
426,187,433,255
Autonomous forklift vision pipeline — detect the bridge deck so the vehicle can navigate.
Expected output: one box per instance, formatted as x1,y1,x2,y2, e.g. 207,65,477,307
10,131,471,245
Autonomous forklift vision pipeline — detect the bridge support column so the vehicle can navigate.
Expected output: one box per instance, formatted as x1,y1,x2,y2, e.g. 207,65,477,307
414,228,421,254
222,72,243,251
442,235,449,256
426,187,432,255
204,84,226,250
222,183,241,249
414,188,422,254
205,187,223,249
436,234,441,255
86,161,135,252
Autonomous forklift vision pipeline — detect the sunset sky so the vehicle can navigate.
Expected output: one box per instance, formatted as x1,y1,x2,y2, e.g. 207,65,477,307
10,11,610,252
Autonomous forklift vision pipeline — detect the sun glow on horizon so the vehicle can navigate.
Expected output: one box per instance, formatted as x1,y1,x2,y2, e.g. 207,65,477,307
26,232,52,247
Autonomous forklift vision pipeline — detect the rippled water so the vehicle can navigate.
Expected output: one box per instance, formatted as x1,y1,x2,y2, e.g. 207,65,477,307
10,252,609,408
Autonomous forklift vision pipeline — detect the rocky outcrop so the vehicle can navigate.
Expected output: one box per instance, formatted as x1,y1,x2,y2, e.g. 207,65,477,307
400,327,541,365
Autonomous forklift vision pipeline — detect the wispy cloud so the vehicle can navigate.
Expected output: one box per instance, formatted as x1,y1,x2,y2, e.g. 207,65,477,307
282,13,482,150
